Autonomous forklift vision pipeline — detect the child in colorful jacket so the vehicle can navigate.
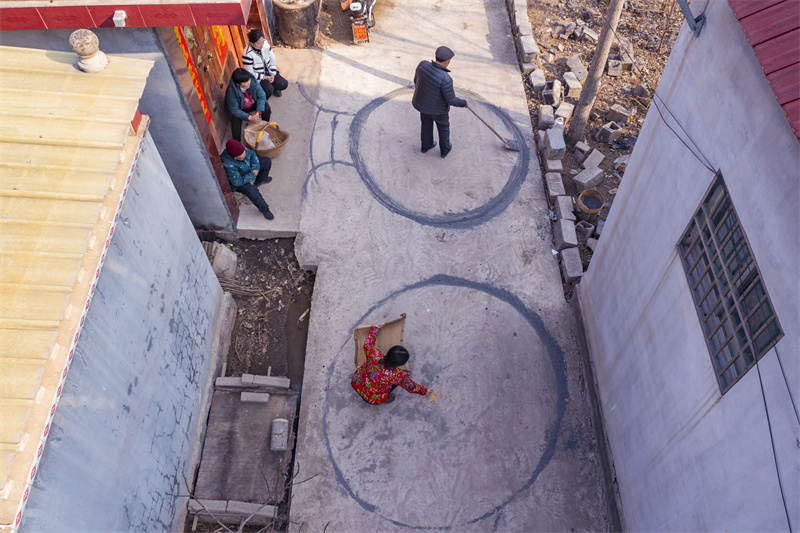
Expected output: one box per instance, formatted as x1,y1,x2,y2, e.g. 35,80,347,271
351,324,427,404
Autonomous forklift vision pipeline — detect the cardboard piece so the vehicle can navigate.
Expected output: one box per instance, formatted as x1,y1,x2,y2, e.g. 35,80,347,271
353,313,410,372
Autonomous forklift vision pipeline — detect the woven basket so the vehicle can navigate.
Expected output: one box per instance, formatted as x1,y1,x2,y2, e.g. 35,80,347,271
243,121,290,158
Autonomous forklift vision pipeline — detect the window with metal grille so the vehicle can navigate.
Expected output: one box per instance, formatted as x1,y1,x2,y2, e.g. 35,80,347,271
678,173,783,393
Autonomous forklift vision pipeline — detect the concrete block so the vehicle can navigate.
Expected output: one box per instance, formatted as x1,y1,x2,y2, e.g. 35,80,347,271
538,104,554,129
241,373,255,383
544,158,563,173
253,375,291,388
616,35,635,69
189,499,228,514
215,376,249,388
514,0,528,13
574,166,604,191
581,27,599,42
581,149,605,169
227,500,277,518
546,173,566,201
555,102,575,122
614,154,630,171
595,122,622,143
530,69,547,91
607,103,633,124
553,218,578,251
586,237,598,251
271,418,289,451
542,52,555,63
516,35,540,64
545,128,566,160
633,84,650,98
563,71,582,98
542,80,562,106
517,22,534,37
519,61,537,75
555,195,576,221
560,247,583,282
607,59,622,77
595,218,605,237
575,220,595,238
210,243,237,279
574,141,591,155
241,392,270,403
515,9,529,31
535,130,546,152
566,55,588,82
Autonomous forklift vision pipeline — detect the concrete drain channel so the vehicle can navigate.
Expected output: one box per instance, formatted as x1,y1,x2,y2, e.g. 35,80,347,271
190,238,312,531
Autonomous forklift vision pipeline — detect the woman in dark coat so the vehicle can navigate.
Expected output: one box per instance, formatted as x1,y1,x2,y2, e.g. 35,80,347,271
225,67,269,142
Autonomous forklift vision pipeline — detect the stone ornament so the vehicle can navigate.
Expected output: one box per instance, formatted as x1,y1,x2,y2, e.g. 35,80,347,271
69,29,109,73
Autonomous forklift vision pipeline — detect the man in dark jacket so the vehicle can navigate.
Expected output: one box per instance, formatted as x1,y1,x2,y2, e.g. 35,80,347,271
225,68,269,142
412,46,468,158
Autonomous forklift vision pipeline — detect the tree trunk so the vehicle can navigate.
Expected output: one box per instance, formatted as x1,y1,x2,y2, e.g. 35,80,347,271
566,0,627,145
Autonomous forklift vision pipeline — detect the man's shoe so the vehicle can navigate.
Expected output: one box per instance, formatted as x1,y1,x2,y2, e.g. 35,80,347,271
261,208,275,220
421,142,437,153
256,175,273,185
274,90,282,97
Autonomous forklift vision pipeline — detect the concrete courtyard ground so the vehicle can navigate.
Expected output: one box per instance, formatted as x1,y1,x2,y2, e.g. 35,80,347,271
242,0,616,529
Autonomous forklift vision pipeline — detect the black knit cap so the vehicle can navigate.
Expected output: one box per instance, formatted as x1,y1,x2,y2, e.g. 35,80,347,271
435,46,455,62
248,28,264,43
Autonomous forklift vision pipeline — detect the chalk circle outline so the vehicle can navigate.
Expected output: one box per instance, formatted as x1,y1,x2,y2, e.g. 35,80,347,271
350,88,531,229
322,275,568,529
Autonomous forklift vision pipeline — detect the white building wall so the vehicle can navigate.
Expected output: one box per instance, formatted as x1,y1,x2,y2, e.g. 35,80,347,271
19,133,224,532
579,0,800,530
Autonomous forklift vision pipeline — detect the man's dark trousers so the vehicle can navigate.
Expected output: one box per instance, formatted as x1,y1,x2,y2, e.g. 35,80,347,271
420,112,451,157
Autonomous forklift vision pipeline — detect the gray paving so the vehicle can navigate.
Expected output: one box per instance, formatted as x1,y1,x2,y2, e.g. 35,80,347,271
251,0,612,530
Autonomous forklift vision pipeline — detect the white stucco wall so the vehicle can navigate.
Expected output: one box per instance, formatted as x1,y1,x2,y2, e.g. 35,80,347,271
18,133,224,532
579,0,800,530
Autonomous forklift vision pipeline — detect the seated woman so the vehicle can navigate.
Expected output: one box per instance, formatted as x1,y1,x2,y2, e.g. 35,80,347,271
225,68,269,142
351,324,427,405
220,139,275,220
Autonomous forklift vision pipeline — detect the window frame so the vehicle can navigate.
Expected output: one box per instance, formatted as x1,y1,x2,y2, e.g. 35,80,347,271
677,173,783,394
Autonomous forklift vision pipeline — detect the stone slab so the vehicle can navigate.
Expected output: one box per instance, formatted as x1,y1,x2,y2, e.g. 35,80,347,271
607,60,622,77
555,101,575,122
607,103,633,124
566,55,588,82
517,35,540,64
241,392,271,403
560,247,583,282
554,218,578,250
574,141,591,155
596,122,622,143
563,71,582,98
530,69,547,91
574,166,604,191
581,149,605,169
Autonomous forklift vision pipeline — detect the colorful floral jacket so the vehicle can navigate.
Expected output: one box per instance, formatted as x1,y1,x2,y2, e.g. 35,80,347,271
351,326,427,404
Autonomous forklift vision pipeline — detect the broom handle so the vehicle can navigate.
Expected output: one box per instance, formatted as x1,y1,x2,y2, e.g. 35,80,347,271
467,105,506,142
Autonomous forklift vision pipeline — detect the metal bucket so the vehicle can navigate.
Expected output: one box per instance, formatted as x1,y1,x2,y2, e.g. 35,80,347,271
575,189,604,221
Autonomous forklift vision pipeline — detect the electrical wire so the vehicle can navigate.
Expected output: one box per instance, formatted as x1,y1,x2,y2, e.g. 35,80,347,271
775,345,800,427
604,21,716,172
756,356,794,533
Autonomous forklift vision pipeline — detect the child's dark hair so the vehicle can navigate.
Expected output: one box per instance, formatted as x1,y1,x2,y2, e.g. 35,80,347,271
383,346,409,368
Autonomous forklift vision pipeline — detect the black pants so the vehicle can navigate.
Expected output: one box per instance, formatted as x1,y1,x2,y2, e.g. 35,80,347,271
420,112,451,156
259,72,289,99
236,157,272,213
230,105,272,142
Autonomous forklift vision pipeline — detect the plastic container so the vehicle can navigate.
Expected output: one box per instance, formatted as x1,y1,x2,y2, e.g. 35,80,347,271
575,189,604,221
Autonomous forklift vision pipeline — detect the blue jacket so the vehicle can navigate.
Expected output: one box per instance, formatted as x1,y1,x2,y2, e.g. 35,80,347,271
225,72,267,121
412,60,467,115
221,148,260,190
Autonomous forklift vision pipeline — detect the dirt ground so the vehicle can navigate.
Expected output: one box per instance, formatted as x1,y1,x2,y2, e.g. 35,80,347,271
524,0,681,273
222,238,315,386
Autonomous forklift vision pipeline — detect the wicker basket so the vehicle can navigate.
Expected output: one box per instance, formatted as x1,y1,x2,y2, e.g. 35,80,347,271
243,121,290,158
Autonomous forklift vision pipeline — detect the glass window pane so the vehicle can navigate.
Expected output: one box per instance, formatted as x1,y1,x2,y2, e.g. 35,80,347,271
754,321,781,354
747,300,773,335
743,346,754,366
742,280,765,315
